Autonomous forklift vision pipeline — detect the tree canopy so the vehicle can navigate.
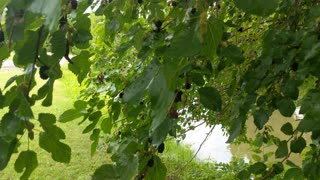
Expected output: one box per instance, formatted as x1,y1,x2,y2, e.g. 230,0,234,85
1,0,320,179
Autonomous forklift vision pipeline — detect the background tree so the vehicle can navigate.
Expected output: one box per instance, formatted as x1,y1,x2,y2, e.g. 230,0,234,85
1,0,320,179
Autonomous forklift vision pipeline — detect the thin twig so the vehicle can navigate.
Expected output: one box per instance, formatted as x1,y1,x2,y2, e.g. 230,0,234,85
176,124,216,173
27,25,44,96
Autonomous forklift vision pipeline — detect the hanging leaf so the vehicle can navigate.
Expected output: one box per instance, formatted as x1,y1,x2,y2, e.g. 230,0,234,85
253,109,270,130
0,138,18,170
290,137,306,153
92,164,119,180
281,122,294,135
198,87,222,112
234,0,279,16
14,151,38,180
277,98,295,117
275,140,288,158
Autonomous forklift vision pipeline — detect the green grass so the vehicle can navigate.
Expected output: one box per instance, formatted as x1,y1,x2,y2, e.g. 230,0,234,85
0,66,110,180
162,140,249,180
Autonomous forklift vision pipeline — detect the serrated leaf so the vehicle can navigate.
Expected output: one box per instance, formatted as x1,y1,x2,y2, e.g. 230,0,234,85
145,155,167,180
92,164,119,180
290,137,306,153
38,113,71,163
14,151,38,180
253,109,270,130
0,138,18,170
198,87,222,112
281,122,294,135
234,0,279,16
277,98,295,117
28,0,61,31
249,162,267,175
275,140,288,158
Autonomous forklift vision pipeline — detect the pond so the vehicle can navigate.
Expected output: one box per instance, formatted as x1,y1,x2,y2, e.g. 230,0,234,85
183,111,308,164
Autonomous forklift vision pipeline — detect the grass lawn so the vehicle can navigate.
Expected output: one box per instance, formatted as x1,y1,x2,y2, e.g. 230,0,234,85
0,66,111,180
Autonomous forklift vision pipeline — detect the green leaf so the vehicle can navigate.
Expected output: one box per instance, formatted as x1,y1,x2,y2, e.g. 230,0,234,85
275,140,288,158
219,44,245,64
13,31,39,66
198,87,222,112
145,156,167,180
227,114,246,143
297,90,320,132
92,164,119,180
50,30,66,59
281,122,294,135
237,170,250,180
38,113,71,163
68,51,92,84
201,17,223,57
16,93,34,120
234,0,279,16
277,98,295,117
149,65,175,146
281,80,299,100
191,72,205,86
0,0,10,12
248,162,267,175
272,162,284,174
165,27,202,57
101,118,112,134
290,137,306,153
59,109,83,123
28,0,61,31
151,117,173,146
123,61,159,105
284,168,303,180
14,151,38,180
0,138,18,170
0,113,22,141
0,46,10,63
253,109,270,130
90,129,100,156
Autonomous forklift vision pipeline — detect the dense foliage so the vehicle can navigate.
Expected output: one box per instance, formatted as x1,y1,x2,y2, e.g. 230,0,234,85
1,0,320,179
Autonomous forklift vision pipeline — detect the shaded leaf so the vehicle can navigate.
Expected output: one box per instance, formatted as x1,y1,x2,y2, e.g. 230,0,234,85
290,137,306,153
198,87,222,112
281,122,294,135
234,0,279,16
92,164,119,180
275,140,288,158
253,109,270,130
38,113,71,163
249,162,267,175
0,138,17,170
145,155,167,180
284,168,303,180
14,151,38,180
277,98,295,117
